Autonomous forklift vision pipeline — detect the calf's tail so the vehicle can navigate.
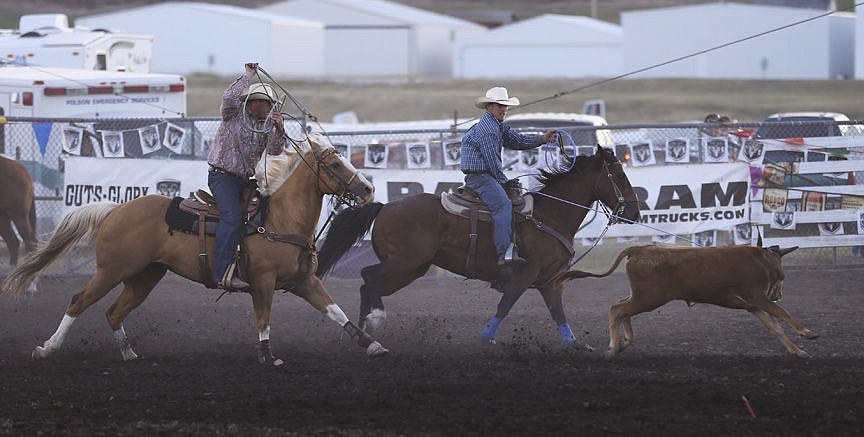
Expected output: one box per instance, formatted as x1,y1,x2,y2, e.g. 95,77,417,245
553,246,637,287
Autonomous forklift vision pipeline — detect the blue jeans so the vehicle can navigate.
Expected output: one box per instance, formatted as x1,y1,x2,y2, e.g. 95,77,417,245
208,171,247,283
465,173,511,257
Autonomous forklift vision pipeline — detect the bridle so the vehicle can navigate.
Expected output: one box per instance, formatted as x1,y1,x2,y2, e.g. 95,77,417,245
312,146,364,207
287,136,366,209
561,147,635,227
597,157,637,225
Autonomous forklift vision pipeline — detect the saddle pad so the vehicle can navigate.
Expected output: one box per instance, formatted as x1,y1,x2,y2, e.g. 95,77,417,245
440,192,533,221
165,196,218,235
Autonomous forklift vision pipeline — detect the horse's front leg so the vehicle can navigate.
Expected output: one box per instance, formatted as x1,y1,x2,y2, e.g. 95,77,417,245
359,264,386,334
481,266,539,345
249,284,284,366
538,283,594,352
291,275,388,358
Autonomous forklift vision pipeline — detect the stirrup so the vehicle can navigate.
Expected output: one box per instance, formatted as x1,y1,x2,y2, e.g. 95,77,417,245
219,261,249,290
498,243,525,266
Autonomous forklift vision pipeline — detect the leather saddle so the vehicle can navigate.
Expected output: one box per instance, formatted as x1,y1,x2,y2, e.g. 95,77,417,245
440,185,534,222
440,185,534,279
168,188,264,290
179,189,261,221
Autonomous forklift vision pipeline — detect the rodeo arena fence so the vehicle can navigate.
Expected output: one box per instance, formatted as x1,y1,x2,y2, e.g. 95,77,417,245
2,115,864,278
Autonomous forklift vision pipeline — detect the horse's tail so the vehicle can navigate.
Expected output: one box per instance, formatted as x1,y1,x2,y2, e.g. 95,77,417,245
2,202,119,297
316,202,384,279
553,246,637,287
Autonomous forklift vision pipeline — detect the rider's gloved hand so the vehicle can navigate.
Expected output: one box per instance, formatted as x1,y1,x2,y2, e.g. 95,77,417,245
503,178,523,193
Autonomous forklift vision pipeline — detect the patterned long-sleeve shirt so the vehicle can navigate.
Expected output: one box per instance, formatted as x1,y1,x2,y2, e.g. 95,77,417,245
206,74,285,178
460,111,544,185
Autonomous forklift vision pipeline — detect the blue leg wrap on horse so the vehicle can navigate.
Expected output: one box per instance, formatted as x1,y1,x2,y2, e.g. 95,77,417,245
482,316,502,340
559,323,578,345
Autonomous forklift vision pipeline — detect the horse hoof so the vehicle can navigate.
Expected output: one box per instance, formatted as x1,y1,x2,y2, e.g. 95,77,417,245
258,356,285,366
565,340,594,353
364,309,387,335
481,338,497,346
804,330,819,340
32,346,51,360
366,341,389,358
604,349,618,360
120,349,139,362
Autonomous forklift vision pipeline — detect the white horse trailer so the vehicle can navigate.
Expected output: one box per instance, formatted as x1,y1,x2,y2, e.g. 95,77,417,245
0,14,153,73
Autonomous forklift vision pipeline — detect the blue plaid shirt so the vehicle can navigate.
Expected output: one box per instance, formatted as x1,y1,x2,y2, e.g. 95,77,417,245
460,111,544,184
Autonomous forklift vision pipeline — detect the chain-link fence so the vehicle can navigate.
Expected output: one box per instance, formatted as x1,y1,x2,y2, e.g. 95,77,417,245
2,116,863,278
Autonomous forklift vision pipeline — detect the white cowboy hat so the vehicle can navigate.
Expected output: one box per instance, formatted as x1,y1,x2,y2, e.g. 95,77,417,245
474,86,520,109
242,82,277,102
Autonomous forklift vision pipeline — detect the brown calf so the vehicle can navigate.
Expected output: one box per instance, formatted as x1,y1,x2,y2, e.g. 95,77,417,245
556,244,818,358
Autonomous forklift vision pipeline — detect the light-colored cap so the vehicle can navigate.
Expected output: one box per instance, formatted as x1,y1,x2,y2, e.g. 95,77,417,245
242,82,277,102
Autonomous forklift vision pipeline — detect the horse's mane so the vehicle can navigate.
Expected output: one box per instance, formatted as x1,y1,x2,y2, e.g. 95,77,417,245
535,152,600,190
255,133,329,196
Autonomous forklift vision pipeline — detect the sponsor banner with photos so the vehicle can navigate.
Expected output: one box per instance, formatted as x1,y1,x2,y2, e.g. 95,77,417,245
65,159,754,241
320,163,751,239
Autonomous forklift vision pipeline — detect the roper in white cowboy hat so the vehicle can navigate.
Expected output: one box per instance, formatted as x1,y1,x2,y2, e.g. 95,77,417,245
474,86,520,109
242,82,278,102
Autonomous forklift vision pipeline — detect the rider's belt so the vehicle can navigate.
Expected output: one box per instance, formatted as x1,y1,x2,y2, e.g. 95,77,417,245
463,170,486,175
209,165,245,179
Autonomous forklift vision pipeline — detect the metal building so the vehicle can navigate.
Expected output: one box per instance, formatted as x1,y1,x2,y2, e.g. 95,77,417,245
452,14,623,79
259,0,485,77
622,2,853,80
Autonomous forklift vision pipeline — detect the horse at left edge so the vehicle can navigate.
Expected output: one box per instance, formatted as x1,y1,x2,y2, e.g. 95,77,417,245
2,133,388,365
0,155,38,268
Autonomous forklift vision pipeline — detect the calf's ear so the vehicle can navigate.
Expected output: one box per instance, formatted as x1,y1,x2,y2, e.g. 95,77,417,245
778,246,798,257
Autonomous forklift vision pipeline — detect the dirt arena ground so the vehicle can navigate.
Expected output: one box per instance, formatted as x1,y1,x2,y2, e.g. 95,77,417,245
1,266,862,436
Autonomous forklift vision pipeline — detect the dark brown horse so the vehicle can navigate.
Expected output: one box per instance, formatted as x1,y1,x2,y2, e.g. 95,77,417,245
316,145,640,350
2,133,388,364
0,155,37,267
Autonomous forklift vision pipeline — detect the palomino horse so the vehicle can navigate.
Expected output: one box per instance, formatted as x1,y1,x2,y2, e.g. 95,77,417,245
2,133,388,364
0,155,37,267
316,144,640,350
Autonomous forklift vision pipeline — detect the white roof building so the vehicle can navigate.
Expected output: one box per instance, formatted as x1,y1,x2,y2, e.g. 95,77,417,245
622,2,853,80
76,2,325,76
259,0,486,77
452,14,623,79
